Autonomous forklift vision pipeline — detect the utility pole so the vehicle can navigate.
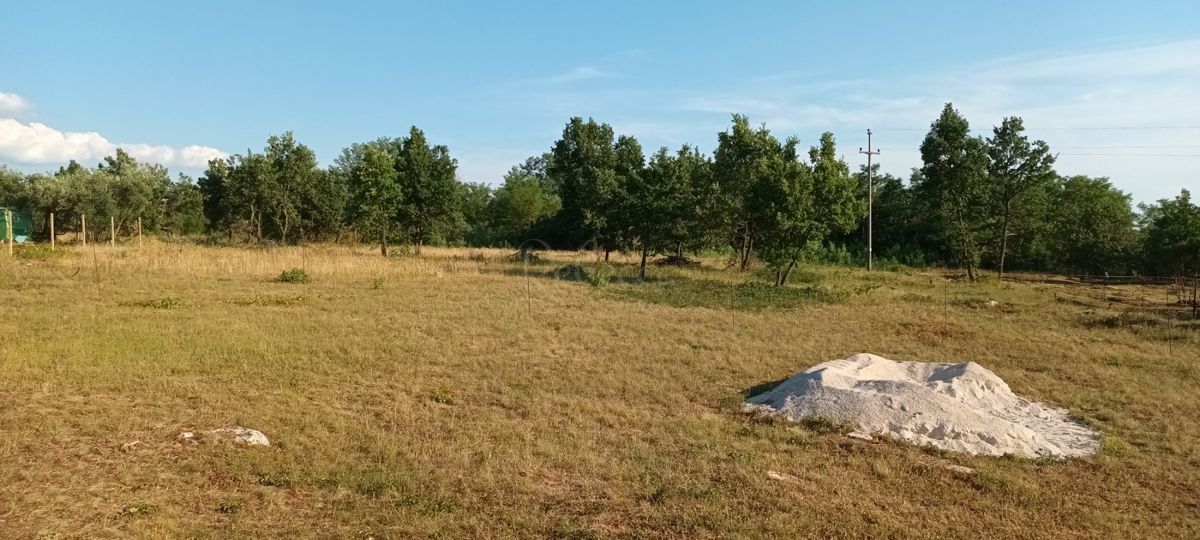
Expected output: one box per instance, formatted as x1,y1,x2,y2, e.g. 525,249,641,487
859,130,880,271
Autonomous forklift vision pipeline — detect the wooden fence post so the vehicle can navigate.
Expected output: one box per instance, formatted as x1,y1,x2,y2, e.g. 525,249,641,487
137,217,142,247
110,216,115,248
50,212,55,250
81,214,87,246
6,210,12,257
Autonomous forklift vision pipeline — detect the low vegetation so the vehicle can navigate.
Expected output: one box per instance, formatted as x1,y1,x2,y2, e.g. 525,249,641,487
1,243,1197,538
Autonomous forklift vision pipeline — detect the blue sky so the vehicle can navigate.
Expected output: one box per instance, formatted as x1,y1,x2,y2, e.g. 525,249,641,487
2,1,1198,203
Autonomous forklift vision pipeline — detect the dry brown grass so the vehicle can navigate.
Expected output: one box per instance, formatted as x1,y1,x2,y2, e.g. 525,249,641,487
1,241,1198,539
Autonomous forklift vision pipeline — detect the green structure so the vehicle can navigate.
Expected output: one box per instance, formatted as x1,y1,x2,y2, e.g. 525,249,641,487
1,207,34,242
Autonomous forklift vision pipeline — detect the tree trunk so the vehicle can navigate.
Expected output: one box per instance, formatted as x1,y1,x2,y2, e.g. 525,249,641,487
379,207,388,256
998,203,1012,282
415,235,423,256
739,233,753,271
675,242,684,259
604,247,610,262
777,258,797,287
638,247,648,282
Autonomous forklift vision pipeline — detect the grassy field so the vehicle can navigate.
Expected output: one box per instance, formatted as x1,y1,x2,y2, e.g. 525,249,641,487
1,242,1198,539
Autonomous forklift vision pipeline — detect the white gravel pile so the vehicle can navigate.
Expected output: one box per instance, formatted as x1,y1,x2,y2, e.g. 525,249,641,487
745,353,1098,457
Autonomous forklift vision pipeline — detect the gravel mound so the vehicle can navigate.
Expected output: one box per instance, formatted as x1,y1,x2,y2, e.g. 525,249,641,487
745,353,1099,457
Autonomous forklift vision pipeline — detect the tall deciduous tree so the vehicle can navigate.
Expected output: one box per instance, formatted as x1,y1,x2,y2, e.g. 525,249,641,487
1051,176,1137,274
751,133,863,286
713,115,780,271
491,167,560,243
919,103,989,281
548,118,621,254
348,145,402,255
1141,189,1200,275
986,117,1057,280
394,126,460,254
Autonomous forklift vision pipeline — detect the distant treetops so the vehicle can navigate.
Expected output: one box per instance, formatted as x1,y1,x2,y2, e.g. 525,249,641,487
0,103,1196,280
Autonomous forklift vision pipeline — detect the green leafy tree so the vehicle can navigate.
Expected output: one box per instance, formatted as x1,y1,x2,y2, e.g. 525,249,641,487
459,181,497,246
625,144,715,277
1141,189,1200,275
548,117,624,255
198,157,234,235
491,167,560,244
1051,176,1137,274
986,117,1057,279
713,115,782,271
918,103,989,280
752,133,863,286
163,175,208,235
347,145,402,255
393,126,460,254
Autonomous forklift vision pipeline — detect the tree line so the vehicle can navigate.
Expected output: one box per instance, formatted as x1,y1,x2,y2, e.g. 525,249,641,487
0,103,1197,282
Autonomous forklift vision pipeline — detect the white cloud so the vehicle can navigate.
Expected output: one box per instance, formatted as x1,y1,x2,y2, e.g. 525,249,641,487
542,67,615,84
671,40,1200,203
0,92,33,117
0,91,228,170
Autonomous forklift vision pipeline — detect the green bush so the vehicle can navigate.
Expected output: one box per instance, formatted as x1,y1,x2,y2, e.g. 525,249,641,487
279,268,311,284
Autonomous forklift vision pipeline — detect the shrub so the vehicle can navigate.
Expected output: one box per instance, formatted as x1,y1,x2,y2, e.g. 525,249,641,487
279,268,311,284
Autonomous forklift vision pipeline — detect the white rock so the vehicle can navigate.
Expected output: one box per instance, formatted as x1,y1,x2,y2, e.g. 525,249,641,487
208,427,270,446
745,353,1099,458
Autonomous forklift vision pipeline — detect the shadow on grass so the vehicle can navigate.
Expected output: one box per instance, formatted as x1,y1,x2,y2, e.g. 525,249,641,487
741,377,790,399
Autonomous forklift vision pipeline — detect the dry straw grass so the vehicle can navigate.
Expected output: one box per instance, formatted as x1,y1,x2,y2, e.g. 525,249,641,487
0,241,1197,539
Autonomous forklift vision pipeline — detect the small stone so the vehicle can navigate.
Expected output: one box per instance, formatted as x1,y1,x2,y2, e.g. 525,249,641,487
942,464,975,475
120,441,141,452
986,300,999,307
178,431,196,441
208,427,270,446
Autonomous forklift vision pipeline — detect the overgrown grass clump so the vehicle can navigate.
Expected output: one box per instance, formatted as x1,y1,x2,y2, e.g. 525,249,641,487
279,268,311,284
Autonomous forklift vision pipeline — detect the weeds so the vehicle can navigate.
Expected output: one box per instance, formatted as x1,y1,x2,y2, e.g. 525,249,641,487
15,244,65,261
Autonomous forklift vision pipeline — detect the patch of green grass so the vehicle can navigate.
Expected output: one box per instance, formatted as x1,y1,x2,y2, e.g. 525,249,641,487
606,276,876,311
15,244,66,261
279,268,311,284
118,297,189,309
